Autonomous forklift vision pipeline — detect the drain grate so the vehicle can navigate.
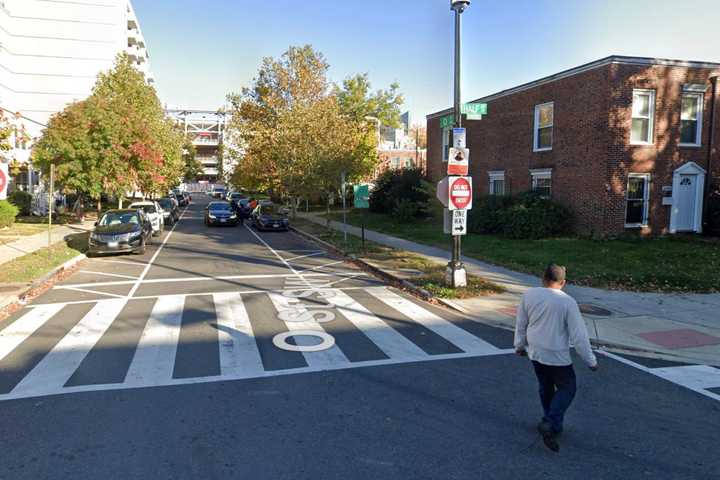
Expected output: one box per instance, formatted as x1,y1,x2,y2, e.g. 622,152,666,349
578,303,613,317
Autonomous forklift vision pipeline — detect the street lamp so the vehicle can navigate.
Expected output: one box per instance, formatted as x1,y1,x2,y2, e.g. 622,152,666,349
447,0,469,288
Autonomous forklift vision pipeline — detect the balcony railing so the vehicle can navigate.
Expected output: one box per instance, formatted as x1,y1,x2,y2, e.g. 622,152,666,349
192,136,219,145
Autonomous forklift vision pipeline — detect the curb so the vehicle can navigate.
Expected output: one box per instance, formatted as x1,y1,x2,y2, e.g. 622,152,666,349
0,253,87,318
290,225,464,312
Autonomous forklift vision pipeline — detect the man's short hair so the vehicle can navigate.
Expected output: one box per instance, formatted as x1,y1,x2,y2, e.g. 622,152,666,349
543,263,566,284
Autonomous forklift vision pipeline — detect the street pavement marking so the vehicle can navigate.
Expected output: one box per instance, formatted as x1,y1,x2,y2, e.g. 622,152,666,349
366,287,499,355
91,259,148,267
60,286,127,299
296,260,346,273
267,292,350,369
79,270,139,280
54,272,368,290
124,295,184,386
324,289,427,361
284,251,325,262
213,292,264,377
0,304,65,362
10,299,127,396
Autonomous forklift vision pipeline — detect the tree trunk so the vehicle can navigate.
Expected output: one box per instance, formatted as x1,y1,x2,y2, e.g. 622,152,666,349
326,195,331,227
118,197,123,209
96,198,101,213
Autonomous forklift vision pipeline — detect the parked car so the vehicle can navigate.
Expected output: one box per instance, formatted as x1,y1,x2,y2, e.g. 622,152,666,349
88,209,153,256
211,186,226,199
175,192,188,207
204,201,239,226
227,192,247,210
158,197,179,226
129,201,164,236
251,202,289,231
182,192,192,204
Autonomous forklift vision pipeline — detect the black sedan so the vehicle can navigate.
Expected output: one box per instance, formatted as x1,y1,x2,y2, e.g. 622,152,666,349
88,209,153,256
251,203,289,231
158,197,179,226
175,192,188,207
204,201,239,226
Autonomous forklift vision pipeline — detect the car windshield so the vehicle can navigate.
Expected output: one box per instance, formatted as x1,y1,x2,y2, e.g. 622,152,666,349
260,205,282,216
131,204,156,214
175,194,183,199
159,199,173,209
98,212,140,226
209,203,231,212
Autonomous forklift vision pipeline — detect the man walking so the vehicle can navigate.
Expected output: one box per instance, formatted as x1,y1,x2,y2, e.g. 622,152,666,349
514,264,598,453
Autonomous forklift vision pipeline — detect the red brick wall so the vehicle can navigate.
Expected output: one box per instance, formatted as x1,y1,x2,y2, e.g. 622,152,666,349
426,61,720,236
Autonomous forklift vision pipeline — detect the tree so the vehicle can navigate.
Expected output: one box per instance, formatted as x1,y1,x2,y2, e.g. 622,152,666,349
0,109,11,155
182,137,201,182
226,45,404,212
409,124,427,149
33,54,185,207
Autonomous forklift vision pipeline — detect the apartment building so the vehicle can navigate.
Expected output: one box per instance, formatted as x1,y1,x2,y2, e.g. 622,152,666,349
0,0,152,188
167,109,227,184
426,56,720,236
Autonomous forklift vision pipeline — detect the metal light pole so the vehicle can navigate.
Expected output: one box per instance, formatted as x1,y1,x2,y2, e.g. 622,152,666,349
448,0,469,288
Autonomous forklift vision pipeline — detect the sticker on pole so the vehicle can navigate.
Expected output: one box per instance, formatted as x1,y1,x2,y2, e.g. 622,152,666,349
0,164,8,200
447,147,469,175
448,176,472,210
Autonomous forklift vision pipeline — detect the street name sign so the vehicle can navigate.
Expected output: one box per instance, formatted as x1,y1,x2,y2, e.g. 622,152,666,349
0,164,7,200
440,114,454,129
461,103,487,115
448,176,472,211
447,147,469,175
353,184,370,209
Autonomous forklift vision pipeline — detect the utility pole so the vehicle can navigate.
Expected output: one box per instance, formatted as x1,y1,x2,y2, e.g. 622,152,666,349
447,0,470,288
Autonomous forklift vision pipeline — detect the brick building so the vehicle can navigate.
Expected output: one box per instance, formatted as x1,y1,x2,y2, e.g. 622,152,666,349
375,149,427,177
426,56,720,236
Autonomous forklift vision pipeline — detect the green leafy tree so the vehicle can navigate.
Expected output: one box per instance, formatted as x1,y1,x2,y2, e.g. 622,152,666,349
0,109,12,155
182,137,201,182
33,54,185,207
336,73,404,128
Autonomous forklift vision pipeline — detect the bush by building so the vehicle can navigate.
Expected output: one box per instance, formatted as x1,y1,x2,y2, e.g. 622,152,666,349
468,192,574,239
369,168,430,219
0,200,19,228
706,183,720,236
8,191,32,216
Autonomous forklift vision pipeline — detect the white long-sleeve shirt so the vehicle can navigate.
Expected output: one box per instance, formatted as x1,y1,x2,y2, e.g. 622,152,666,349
513,287,597,367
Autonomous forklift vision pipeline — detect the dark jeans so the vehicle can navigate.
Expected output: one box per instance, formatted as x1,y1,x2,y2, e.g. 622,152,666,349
532,361,577,433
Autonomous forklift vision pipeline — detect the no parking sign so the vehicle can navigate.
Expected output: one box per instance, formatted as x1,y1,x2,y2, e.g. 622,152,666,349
0,164,8,200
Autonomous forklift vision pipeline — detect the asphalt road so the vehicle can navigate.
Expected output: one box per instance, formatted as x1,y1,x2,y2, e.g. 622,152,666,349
0,194,718,479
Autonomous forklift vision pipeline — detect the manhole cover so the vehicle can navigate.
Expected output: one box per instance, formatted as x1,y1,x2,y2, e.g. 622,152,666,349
579,303,612,316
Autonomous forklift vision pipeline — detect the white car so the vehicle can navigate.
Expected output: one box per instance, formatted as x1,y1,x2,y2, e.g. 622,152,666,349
129,201,165,236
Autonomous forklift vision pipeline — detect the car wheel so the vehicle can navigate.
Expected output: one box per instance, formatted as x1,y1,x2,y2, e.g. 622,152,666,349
134,240,146,255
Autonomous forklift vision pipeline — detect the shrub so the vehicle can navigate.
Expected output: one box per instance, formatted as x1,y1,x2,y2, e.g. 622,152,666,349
0,200,19,228
369,168,429,218
393,198,420,223
468,192,574,239
707,183,720,236
8,190,32,216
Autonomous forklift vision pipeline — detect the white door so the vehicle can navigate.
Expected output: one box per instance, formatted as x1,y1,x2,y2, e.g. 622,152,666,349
675,174,697,231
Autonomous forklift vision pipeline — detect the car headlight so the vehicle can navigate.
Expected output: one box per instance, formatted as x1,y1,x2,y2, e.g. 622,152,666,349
208,214,216,219
230,213,237,219
128,230,142,239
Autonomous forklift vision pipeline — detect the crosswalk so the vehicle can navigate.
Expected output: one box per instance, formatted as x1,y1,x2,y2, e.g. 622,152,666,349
0,286,511,402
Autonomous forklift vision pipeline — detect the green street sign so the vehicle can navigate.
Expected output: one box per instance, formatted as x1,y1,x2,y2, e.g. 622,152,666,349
439,114,455,129
461,103,488,116
353,184,370,209
466,114,483,121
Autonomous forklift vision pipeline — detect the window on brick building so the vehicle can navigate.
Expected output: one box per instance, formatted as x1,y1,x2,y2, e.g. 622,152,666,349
625,173,650,227
680,92,703,146
533,102,553,151
442,126,451,162
631,89,655,144
488,171,505,195
403,158,413,168
530,169,552,198
391,157,400,169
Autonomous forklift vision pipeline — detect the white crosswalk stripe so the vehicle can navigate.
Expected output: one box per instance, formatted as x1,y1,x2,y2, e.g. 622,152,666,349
0,287,513,401
12,299,128,397
213,292,264,378
366,287,499,355
124,295,184,387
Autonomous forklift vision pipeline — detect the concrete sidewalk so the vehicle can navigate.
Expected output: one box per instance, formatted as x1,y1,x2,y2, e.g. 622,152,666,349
298,212,720,366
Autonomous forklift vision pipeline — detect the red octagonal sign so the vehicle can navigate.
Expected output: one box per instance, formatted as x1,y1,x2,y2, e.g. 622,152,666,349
0,166,7,200
449,176,472,210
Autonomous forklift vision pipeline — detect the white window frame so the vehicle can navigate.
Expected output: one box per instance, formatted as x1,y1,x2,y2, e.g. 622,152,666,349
533,102,554,152
391,157,400,169
624,173,651,228
630,89,655,145
679,92,703,147
488,170,505,195
530,168,552,198
442,126,451,162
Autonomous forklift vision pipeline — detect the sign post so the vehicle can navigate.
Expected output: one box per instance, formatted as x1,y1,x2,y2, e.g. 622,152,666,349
353,184,370,251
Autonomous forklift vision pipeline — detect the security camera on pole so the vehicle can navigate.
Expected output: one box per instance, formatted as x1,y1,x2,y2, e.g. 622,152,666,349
447,0,471,288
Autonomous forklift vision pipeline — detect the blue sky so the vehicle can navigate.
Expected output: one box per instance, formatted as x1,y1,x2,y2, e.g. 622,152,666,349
134,0,720,124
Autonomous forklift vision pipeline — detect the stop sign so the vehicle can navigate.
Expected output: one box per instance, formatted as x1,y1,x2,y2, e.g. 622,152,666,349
0,164,8,200
449,176,472,210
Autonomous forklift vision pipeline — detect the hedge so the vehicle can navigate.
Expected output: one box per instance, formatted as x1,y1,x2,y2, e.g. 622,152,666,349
0,200,19,228
8,191,32,216
369,168,430,219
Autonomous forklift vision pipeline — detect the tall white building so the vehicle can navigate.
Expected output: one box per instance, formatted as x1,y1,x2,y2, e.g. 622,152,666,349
0,0,152,187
